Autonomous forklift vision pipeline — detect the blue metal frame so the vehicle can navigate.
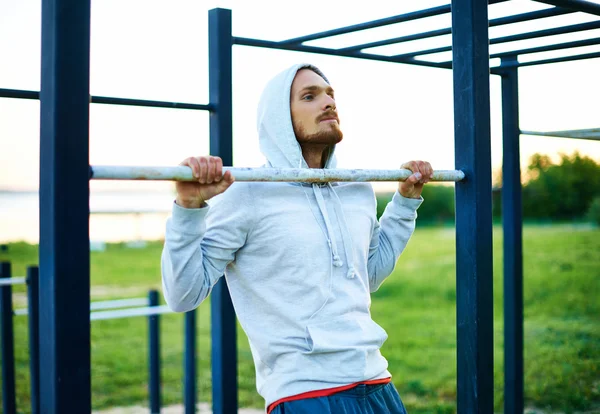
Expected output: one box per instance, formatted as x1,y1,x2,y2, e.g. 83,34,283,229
426,21,600,66
534,0,600,16
1,262,16,414
148,290,161,413
279,4,453,45
339,7,574,53
209,8,238,414
500,57,524,414
184,310,197,414
451,1,494,411
232,37,451,70
39,0,92,413
0,88,213,110
1,1,598,413
27,266,41,414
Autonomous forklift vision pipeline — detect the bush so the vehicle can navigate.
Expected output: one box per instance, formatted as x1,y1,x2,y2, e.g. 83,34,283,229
587,196,600,226
375,184,455,224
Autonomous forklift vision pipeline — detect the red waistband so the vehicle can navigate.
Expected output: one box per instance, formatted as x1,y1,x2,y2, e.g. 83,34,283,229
267,377,391,414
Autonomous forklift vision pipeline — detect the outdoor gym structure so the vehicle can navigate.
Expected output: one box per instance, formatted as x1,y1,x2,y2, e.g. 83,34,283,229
1,0,599,413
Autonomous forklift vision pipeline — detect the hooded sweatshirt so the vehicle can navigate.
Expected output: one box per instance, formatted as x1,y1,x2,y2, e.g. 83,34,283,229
161,63,423,409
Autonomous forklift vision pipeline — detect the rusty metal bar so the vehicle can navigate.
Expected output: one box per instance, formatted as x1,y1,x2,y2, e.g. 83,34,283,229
90,165,465,182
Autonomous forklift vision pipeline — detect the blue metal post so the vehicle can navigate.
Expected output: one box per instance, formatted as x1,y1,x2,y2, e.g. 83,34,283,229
149,290,161,413
451,0,494,413
184,309,197,414
27,266,40,414
39,0,91,412
0,262,16,414
208,8,238,414
500,57,524,414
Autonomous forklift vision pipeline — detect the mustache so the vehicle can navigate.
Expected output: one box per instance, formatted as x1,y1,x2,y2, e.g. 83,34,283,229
316,110,339,123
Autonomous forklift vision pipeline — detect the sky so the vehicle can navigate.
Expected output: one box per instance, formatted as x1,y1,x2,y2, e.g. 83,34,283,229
1,0,599,193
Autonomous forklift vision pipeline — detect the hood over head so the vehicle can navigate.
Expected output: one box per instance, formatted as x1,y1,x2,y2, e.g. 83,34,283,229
257,63,338,170
256,64,358,300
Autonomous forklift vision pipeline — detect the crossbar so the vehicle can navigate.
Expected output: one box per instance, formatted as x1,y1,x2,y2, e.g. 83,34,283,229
398,20,600,62
341,7,573,53
490,37,600,59
90,166,465,182
533,0,600,16
233,37,451,70
279,4,452,45
90,305,173,321
0,277,26,287
0,88,213,111
278,0,508,45
503,51,600,67
15,297,149,316
521,128,600,140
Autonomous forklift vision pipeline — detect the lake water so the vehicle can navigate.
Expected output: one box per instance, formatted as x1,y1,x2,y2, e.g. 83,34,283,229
0,191,175,244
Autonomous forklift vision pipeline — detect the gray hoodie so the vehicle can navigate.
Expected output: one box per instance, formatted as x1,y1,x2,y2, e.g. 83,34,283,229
161,63,422,409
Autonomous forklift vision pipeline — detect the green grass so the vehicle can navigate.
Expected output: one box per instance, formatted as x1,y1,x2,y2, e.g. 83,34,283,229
1,224,599,413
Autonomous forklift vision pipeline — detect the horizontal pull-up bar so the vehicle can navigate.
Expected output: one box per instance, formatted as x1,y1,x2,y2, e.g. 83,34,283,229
90,166,465,183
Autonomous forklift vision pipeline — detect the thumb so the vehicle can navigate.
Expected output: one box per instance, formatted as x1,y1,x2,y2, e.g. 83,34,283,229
216,171,235,192
400,172,420,194
407,172,422,185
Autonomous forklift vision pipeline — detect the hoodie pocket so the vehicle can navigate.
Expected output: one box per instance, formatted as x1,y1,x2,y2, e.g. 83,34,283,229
301,314,388,380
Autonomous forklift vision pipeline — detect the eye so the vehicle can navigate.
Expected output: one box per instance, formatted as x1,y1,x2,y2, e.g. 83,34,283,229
301,94,314,101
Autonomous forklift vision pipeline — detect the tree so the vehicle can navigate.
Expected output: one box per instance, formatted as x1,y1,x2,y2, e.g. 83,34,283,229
522,152,600,220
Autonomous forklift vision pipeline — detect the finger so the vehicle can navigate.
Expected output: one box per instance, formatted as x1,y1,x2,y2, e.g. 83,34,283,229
214,157,223,182
198,157,208,184
186,157,200,178
416,161,428,183
206,157,217,184
426,162,434,180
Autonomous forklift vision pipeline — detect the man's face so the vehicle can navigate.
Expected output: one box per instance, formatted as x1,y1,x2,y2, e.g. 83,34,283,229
290,69,343,145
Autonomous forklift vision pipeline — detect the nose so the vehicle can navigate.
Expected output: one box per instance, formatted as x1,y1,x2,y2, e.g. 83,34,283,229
322,94,336,111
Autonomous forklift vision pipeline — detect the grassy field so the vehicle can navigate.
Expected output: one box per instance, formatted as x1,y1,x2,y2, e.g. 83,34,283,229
1,224,599,413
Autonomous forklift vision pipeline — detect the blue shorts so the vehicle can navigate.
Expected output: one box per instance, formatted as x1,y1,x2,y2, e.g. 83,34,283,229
270,382,408,414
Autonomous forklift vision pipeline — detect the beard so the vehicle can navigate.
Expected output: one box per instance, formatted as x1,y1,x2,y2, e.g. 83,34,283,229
293,121,343,145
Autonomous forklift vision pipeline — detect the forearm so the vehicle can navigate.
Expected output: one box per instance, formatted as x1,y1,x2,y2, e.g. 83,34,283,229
161,203,217,312
368,191,422,291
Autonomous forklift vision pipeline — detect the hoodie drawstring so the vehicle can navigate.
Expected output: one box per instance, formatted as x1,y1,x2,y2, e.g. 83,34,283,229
329,184,357,279
312,184,343,267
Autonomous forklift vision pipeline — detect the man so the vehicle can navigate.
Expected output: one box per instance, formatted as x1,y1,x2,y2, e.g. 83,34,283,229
162,63,433,413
